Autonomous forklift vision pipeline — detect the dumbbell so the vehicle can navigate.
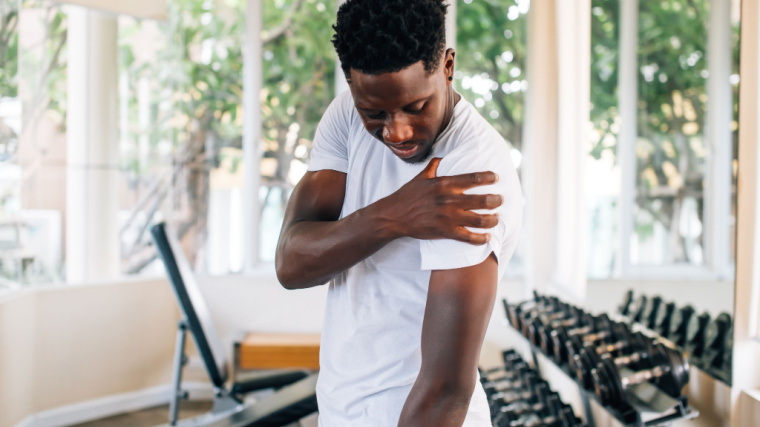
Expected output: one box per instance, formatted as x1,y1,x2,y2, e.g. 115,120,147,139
618,290,634,316
494,390,561,425
547,314,614,363
484,367,541,399
525,306,586,349
503,293,542,327
480,350,525,381
508,297,563,331
654,301,676,338
518,304,574,339
572,330,651,389
668,305,696,346
505,293,554,326
564,321,631,367
489,379,550,418
685,312,711,358
702,313,732,368
503,405,583,427
592,342,689,407
482,363,534,396
641,295,663,329
629,295,648,323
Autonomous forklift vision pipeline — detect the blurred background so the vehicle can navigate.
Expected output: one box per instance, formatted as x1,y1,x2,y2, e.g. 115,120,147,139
1,0,758,426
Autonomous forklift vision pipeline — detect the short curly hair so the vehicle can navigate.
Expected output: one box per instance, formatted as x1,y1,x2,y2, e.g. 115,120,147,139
332,0,448,77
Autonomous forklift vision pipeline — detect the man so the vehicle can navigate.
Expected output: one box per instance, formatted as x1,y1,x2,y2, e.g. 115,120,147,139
275,0,522,425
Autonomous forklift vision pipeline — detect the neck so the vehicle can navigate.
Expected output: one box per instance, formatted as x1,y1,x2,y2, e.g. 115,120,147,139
437,86,460,136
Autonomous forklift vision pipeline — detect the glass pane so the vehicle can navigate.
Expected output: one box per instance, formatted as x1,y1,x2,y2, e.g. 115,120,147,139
587,0,621,278
118,0,245,276
633,0,709,266
258,0,337,262
457,0,528,276
0,0,67,286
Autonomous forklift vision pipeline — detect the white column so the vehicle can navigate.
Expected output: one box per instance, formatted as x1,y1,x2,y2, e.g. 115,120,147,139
243,0,262,270
65,7,120,283
445,0,456,52
618,0,638,275
704,0,733,278
522,0,558,295
552,0,590,301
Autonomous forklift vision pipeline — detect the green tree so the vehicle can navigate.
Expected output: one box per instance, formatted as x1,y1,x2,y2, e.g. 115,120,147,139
456,0,527,151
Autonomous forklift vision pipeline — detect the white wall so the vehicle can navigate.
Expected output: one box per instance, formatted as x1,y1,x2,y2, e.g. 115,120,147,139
0,278,179,427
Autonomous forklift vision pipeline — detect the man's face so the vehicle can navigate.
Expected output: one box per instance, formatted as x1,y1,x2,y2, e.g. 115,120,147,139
348,54,454,164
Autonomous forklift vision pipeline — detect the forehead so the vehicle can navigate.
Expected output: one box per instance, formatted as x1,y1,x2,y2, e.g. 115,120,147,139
350,62,437,109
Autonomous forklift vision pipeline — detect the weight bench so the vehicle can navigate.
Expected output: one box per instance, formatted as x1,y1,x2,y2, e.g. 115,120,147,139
151,222,319,426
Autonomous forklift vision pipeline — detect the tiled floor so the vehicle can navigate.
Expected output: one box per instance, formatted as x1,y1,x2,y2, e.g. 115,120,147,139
72,401,213,427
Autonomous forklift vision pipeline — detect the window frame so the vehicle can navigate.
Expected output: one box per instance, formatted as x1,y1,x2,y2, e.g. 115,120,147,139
616,0,735,281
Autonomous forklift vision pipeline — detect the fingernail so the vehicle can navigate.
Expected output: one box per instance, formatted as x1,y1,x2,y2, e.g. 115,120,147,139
486,234,492,242
495,173,500,182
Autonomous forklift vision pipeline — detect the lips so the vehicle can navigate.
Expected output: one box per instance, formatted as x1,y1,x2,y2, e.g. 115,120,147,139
387,143,420,159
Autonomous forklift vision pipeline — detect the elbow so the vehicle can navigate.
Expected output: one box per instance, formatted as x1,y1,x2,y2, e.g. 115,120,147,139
274,249,297,290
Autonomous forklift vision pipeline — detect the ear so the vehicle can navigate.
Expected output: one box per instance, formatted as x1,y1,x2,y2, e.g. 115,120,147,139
443,48,456,85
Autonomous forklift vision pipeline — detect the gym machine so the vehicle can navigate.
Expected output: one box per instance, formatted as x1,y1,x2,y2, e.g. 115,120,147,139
151,223,319,427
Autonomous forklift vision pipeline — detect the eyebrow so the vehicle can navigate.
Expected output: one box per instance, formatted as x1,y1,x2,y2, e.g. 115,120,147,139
356,95,432,113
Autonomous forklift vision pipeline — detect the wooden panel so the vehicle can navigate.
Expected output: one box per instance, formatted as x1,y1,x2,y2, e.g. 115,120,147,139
238,333,320,370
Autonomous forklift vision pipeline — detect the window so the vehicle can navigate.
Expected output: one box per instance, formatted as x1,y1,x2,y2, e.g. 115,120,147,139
457,0,528,276
587,0,739,279
0,0,66,286
118,0,247,276
258,0,337,263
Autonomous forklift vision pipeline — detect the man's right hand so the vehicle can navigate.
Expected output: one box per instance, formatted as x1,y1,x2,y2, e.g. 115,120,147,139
276,158,503,289
373,157,504,245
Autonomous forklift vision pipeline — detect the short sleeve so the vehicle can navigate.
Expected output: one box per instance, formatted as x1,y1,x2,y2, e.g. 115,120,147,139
420,139,523,279
308,91,354,174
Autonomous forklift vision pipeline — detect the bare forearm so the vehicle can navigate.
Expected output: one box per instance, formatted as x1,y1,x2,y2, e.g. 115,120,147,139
398,382,473,427
276,202,398,289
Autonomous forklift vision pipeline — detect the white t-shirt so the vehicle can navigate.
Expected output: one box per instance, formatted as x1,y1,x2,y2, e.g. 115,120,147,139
308,90,522,427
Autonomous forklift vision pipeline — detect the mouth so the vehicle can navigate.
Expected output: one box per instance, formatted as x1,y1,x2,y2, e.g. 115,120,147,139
387,143,421,159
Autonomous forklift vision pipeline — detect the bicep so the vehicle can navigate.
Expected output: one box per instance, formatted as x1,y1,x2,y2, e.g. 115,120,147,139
419,253,498,388
280,170,347,230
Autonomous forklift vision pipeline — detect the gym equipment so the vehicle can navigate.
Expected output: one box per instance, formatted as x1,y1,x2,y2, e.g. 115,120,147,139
502,405,582,427
564,321,631,368
618,290,634,317
512,300,568,333
525,306,588,350
641,296,663,330
668,305,696,347
702,313,732,369
654,301,676,338
494,391,561,425
547,314,615,363
573,331,651,389
685,312,711,358
629,295,648,324
592,342,689,407
151,223,318,427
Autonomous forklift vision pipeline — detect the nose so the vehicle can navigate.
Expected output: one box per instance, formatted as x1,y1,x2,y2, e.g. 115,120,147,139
383,118,413,144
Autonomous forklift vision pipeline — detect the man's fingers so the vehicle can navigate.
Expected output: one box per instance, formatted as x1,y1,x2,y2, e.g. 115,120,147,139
462,212,500,229
420,157,442,178
451,228,491,245
443,171,499,189
455,194,504,210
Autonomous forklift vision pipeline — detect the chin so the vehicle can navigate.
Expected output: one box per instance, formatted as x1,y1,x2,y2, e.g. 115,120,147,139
401,144,435,164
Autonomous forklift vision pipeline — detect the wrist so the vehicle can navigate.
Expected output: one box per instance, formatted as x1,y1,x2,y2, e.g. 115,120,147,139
361,198,404,242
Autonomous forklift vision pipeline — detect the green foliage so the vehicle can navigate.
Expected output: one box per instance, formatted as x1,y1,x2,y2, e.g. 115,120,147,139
456,0,527,150
0,1,18,99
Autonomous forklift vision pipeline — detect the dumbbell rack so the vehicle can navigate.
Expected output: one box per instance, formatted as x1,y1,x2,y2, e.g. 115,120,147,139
506,321,699,426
